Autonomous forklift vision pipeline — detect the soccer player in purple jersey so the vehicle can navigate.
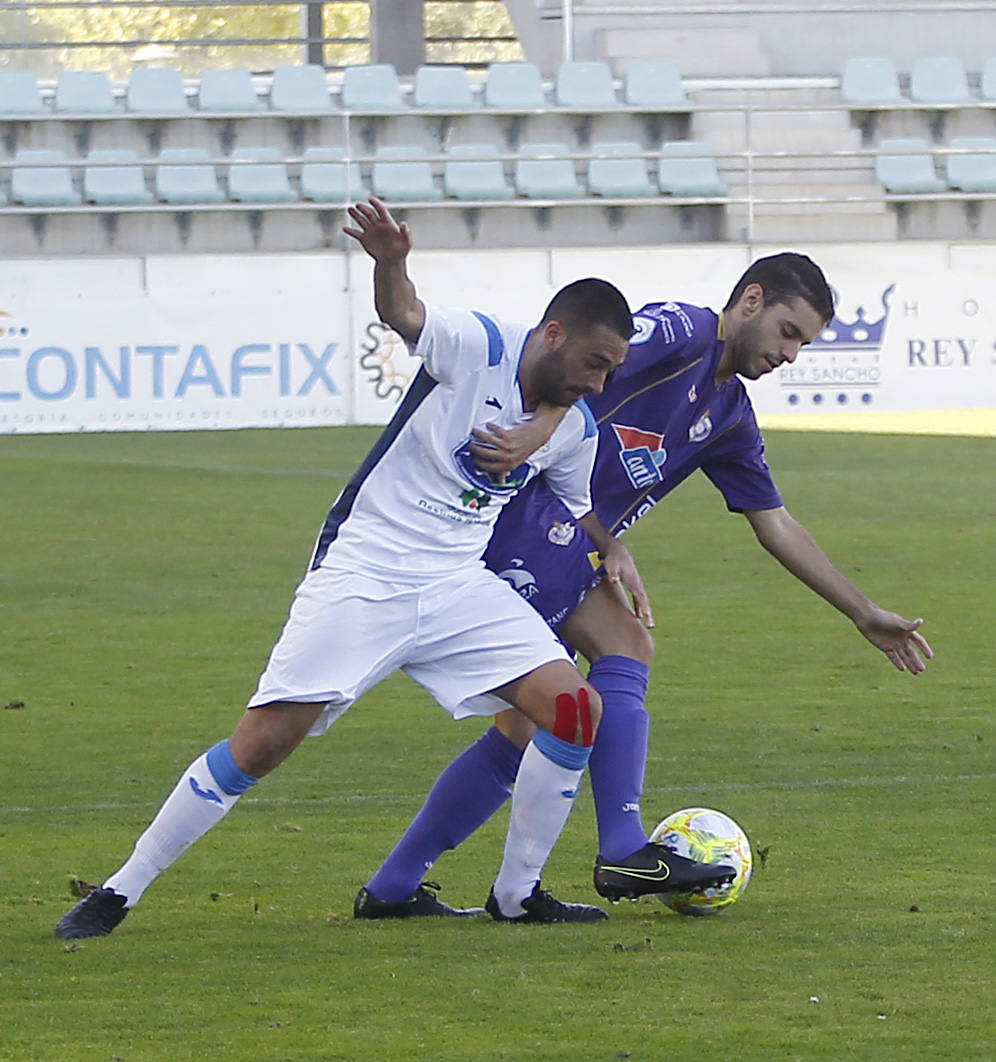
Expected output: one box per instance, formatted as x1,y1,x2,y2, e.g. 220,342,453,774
354,252,934,918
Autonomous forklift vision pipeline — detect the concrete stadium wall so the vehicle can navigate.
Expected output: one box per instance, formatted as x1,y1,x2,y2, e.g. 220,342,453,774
1,240,994,434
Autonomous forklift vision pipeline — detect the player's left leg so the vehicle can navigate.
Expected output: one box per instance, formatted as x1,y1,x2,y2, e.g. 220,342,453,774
486,659,607,923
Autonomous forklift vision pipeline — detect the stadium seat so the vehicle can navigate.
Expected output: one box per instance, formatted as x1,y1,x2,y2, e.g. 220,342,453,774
227,146,296,203
554,60,617,109
443,144,514,200
514,142,584,199
155,147,225,203
0,184,6,206
371,145,442,201
414,65,478,110
83,148,154,205
269,64,332,112
11,149,81,206
54,70,119,115
197,68,263,112
981,57,996,101
909,56,972,104
484,62,545,109
874,137,945,193
341,63,404,110
0,70,46,115
657,141,727,196
840,57,903,105
944,136,996,192
587,141,655,198
126,67,189,114
300,146,366,203
623,60,690,109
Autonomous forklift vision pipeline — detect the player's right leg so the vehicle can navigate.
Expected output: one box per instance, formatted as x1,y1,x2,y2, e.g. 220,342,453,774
54,702,324,940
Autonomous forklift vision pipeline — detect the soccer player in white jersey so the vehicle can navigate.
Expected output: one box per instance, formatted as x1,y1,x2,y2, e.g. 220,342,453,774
353,252,934,918
55,198,733,939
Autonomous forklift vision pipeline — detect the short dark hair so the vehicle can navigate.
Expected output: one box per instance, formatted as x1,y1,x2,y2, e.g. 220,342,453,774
724,253,835,325
541,277,633,340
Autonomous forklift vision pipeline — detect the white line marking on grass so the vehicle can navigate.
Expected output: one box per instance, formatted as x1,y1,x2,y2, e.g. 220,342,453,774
3,772,993,817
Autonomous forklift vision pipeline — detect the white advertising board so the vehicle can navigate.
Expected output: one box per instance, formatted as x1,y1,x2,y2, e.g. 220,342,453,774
1,245,994,433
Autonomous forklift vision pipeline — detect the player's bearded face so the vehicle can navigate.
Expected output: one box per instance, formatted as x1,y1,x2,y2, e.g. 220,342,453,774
535,337,589,407
730,299,824,380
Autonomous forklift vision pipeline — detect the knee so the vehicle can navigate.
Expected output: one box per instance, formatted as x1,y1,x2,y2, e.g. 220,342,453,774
549,682,602,747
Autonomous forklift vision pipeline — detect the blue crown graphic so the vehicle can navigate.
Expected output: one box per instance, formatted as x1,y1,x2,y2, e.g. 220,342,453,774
810,283,894,351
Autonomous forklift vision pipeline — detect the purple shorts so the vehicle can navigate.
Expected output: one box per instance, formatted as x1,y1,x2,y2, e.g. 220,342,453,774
483,479,603,633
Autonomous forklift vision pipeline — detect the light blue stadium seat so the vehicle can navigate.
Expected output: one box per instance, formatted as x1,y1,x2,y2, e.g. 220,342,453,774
443,144,513,200
84,148,154,204
945,136,996,192
341,63,404,110
555,60,617,109
982,57,996,101
623,60,690,109
484,62,545,109
371,145,442,201
54,70,119,115
269,64,332,112
0,184,6,206
414,65,478,110
126,67,189,114
840,57,903,105
155,147,225,203
875,137,945,193
0,71,46,115
588,141,655,198
198,68,263,112
11,149,81,206
657,141,727,196
300,146,366,203
910,56,972,104
227,146,297,203
514,142,584,199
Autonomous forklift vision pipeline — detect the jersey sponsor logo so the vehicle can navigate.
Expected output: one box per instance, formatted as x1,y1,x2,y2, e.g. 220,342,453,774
547,520,576,546
630,315,657,345
688,411,713,443
453,440,530,498
460,487,492,510
612,423,668,488
496,558,539,598
658,301,696,337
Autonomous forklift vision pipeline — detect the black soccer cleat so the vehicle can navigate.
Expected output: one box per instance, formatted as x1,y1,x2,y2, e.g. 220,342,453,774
486,882,608,924
55,886,129,939
353,881,485,920
593,842,736,902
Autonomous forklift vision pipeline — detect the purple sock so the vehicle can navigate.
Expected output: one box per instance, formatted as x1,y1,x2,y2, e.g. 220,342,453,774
366,726,523,903
587,654,651,862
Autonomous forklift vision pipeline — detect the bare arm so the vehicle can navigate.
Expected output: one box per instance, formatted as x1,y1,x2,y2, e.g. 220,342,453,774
744,506,933,674
578,511,654,628
469,403,569,478
343,198,425,342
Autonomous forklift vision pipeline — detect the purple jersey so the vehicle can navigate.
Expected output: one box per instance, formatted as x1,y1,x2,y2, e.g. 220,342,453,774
483,301,783,630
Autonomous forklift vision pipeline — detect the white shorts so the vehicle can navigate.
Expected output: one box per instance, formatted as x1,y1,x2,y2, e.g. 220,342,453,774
247,563,572,736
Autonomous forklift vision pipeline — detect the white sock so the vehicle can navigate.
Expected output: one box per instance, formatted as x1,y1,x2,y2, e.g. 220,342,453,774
491,737,587,917
103,749,247,906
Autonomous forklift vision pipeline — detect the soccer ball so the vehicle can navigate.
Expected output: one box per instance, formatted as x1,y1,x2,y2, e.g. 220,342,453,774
649,807,753,916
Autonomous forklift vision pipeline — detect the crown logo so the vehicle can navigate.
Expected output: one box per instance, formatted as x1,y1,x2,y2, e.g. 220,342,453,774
810,283,894,351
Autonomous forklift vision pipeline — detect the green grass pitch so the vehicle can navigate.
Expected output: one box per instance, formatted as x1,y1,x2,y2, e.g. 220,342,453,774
0,427,992,1061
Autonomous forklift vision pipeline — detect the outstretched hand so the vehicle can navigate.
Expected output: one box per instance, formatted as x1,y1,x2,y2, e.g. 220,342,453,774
857,608,934,674
343,197,412,263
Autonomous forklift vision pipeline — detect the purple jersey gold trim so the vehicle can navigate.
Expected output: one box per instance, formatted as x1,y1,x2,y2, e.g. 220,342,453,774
484,301,782,630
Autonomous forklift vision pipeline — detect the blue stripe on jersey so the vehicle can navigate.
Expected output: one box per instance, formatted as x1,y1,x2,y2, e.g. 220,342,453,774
576,399,596,439
310,366,438,570
471,311,505,366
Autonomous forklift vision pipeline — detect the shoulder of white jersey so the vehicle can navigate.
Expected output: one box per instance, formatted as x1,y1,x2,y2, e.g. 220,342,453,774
573,398,597,439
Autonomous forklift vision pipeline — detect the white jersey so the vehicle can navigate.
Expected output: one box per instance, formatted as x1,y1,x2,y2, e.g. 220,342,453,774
311,304,598,580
